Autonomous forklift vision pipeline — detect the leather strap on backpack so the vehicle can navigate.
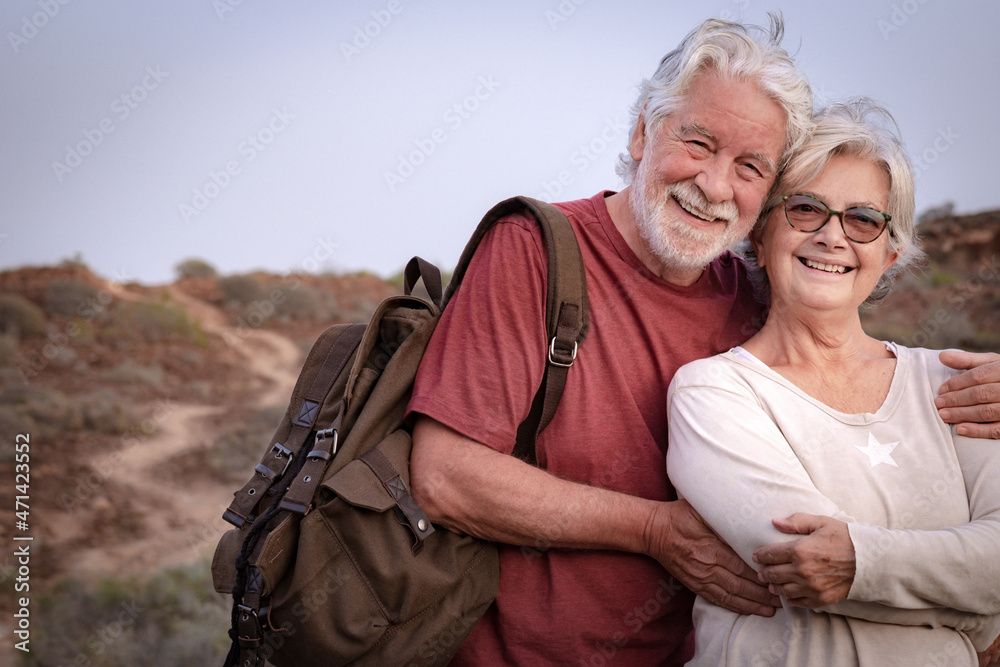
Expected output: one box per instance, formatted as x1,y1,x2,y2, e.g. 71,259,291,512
223,324,366,528
443,196,589,465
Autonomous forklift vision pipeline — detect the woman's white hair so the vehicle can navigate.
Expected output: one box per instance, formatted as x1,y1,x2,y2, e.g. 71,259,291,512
616,14,814,183
742,98,926,307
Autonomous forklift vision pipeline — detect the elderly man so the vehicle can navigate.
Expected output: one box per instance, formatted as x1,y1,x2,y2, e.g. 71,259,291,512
407,16,1000,666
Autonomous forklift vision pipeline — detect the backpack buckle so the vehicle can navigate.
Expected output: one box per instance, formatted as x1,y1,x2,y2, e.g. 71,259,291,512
254,443,293,481
315,428,339,457
548,338,577,368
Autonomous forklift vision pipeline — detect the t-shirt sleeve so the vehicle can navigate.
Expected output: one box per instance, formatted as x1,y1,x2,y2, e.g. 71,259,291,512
406,214,549,454
848,428,1000,611
846,351,1000,621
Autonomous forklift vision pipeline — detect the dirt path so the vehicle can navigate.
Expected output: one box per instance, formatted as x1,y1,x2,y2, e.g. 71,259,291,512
54,288,303,578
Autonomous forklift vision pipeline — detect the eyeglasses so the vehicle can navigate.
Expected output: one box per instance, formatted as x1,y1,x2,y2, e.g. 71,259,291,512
781,194,893,244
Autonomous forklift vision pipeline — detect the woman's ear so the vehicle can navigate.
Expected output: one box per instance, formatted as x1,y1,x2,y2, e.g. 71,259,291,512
750,220,767,268
881,248,899,274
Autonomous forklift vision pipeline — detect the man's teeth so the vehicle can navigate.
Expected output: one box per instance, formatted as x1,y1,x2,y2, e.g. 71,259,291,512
802,258,849,274
675,197,714,222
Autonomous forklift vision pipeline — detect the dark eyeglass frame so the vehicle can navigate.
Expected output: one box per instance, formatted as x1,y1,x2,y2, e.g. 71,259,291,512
781,193,894,244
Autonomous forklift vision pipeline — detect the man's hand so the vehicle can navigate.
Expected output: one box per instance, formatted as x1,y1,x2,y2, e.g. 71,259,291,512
936,350,1000,439
752,513,855,608
980,632,1000,667
645,499,780,617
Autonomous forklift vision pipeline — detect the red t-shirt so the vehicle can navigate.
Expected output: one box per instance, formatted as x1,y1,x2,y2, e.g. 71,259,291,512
407,192,765,665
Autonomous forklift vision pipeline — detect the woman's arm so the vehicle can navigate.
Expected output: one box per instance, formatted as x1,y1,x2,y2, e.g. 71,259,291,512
666,368,1000,647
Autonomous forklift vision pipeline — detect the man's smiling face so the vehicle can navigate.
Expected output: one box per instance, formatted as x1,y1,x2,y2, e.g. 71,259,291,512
627,70,787,277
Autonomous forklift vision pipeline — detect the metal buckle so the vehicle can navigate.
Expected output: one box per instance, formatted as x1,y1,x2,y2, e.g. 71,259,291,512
315,428,339,457
254,442,293,481
548,338,577,368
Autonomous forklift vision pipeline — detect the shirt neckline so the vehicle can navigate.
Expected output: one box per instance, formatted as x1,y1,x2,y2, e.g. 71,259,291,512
724,344,909,423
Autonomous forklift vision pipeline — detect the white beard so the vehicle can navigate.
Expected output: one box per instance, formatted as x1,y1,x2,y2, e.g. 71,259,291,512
629,160,746,273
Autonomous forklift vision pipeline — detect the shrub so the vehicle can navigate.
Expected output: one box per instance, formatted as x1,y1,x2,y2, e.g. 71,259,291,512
103,298,206,346
0,293,46,337
104,359,165,389
207,404,286,475
0,332,18,367
217,275,266,307
175,258,218,280
45,279,101,317
0,386,138,437
25,563,230,667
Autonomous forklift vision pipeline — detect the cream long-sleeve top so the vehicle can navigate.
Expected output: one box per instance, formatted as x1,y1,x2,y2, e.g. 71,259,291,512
666,345,1000,666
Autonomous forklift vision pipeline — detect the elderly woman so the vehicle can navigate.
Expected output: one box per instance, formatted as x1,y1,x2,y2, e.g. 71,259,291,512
666,100,1000,666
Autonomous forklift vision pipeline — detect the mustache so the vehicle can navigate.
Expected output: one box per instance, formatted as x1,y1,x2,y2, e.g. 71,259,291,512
661,182,738,224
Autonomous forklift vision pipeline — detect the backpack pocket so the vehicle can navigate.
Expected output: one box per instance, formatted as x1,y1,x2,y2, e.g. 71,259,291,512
263,428,498,666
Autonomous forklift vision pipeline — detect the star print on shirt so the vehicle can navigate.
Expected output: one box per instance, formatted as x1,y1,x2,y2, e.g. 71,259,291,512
856,432,900,468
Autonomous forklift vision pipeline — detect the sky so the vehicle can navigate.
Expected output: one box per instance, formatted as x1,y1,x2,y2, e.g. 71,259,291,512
2,0,998,285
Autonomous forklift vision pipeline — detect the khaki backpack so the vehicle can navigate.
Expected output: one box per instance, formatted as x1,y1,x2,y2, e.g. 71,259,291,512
212,197,589,666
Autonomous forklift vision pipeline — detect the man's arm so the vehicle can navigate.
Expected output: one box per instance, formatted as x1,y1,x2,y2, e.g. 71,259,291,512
409,416,780,617
936,350,1000,439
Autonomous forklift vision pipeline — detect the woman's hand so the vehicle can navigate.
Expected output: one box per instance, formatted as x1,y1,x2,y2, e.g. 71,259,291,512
752,513,855,608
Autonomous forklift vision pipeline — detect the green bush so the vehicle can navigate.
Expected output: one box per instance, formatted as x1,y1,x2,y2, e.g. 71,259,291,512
207,404,286,475
0,386,138,436
175,258,218,280
217,274,266,307
23,563,230,667
45,279,101,317
103,298,206,346
0,332,18,367
0,293,46,337
104,359,165,389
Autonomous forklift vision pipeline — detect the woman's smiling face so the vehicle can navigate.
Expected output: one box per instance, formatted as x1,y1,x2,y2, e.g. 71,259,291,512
753,154,898,316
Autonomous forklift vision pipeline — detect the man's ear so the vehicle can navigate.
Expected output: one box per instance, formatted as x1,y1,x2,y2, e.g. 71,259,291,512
629,112,648,162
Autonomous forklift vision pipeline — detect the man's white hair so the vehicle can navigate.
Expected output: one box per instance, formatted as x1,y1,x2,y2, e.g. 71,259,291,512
616,14,814,184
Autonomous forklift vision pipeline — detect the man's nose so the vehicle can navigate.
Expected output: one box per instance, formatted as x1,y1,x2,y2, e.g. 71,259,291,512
693,159,734,204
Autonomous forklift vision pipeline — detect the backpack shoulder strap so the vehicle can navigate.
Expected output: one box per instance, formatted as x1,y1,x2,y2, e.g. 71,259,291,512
443,196,589,465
